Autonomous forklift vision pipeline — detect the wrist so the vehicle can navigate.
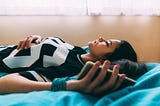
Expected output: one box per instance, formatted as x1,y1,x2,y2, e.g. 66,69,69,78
66,80,79,91
51,77,69,91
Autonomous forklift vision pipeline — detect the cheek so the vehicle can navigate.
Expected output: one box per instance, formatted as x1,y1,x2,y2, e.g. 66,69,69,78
89,46,107,57
89,45,98,55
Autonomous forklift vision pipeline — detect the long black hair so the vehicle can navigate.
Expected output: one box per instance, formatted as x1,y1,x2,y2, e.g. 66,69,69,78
104,40,147,89
104,40,137,62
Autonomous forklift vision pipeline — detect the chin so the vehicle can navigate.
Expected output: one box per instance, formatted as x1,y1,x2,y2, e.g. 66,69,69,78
87,41,92,46
87,44,91,50
88,41,92,44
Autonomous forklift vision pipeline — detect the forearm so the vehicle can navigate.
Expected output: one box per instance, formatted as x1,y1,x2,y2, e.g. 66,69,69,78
0,73,80,94
0,73,52,94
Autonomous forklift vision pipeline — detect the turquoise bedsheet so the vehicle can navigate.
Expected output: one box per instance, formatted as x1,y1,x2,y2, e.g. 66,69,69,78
0,62,160,106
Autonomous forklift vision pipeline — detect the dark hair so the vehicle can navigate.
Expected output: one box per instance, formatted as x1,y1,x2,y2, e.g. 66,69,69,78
104,40,137,62
109,59,147,89
110,59,147,79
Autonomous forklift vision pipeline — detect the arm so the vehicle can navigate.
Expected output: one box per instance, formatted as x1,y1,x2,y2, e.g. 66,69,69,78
0,61,125,95
17,35,43,50
0,73,52,94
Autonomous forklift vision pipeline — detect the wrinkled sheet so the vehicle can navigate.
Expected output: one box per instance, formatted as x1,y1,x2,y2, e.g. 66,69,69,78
0,63,160,106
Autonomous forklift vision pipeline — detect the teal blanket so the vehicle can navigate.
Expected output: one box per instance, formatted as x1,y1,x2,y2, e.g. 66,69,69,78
0,63,160,106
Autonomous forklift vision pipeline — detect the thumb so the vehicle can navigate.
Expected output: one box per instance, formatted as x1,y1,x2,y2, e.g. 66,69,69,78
35,39,41,44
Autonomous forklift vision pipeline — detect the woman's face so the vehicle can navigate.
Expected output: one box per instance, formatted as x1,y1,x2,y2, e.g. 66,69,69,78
88,37,121,59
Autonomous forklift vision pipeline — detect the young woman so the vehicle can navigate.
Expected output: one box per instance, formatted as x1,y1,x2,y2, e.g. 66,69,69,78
0,35,145,95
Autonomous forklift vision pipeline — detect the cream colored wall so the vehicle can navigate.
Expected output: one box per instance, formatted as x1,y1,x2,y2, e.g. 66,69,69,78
0,16,159,62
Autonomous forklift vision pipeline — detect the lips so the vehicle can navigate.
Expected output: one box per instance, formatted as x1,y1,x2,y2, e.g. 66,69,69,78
94,40,99,44
88,40,97,45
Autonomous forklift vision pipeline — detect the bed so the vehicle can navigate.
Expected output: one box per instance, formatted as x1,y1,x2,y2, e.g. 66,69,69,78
0,16,160,106
0,52,160,106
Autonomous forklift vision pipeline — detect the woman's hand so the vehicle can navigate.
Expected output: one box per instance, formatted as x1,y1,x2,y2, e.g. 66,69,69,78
66,60,125,96
17,35,42,50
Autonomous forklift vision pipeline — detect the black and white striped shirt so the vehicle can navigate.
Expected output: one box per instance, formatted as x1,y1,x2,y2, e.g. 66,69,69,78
0,37,86,82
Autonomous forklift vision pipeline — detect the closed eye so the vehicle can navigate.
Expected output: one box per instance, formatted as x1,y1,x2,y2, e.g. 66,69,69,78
105,40,112,46
109,40,112,45
105,41,109,46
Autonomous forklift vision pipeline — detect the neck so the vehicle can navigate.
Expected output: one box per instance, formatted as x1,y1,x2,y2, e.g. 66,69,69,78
81,53,100,63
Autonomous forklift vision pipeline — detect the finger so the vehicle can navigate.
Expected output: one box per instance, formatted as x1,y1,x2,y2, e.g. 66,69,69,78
90,60,110,89
107,64,119,86
20,40,27,50
26,36,33,48
32,35,41,42
30,35,42,44
17,41,23,50
96,64,120,93
35,39,41,44
110,74,126,92
84,61,101,82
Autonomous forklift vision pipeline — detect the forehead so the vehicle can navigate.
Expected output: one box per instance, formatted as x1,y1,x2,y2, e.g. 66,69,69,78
108,39,121,47
109,39,121,42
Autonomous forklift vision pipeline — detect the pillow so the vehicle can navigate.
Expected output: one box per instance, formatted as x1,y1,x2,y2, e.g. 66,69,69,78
110,59,147,80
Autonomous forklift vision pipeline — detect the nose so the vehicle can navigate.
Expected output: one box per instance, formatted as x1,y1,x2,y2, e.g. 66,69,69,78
98,36,105,42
